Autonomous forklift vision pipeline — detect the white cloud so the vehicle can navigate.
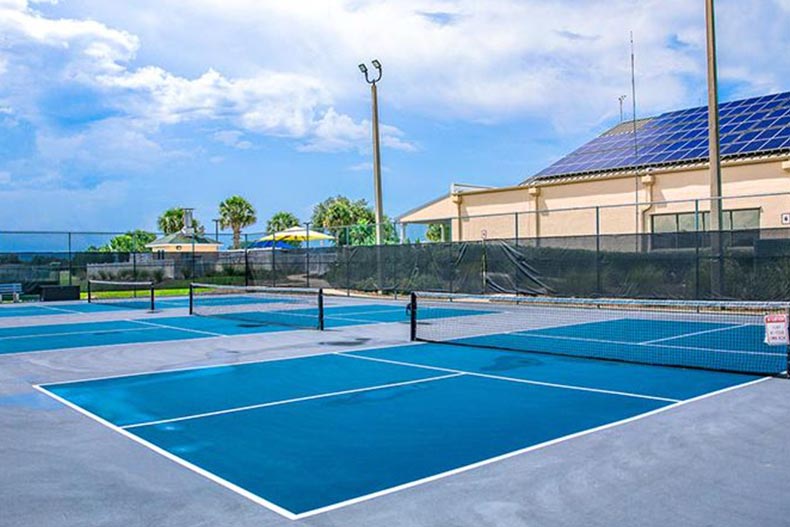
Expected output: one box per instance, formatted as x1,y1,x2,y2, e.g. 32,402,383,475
348,162,372,172
299,109,416,153
213,130,253,150
0,0,788,231
34,118,176,174
0,0,414,173
103,0,783,127
4,0,787,151
0,170,11,183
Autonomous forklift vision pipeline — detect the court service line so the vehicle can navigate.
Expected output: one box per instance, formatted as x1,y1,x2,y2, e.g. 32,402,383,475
122,373,463,430
640,323,752,344
34,304,88,315
33,350,772,521
32,385,301,521
127,319,226,338
337,352,680,403
0,326,161,341
5,322,325,358
37,340,432,386
511,331,778,357
289,374,772,520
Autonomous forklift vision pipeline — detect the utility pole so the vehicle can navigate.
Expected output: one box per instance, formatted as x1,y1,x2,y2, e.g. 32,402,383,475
358,60,385,245
706,0,724,296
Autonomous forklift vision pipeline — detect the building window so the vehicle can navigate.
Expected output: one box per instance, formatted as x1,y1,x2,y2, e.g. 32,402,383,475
651,208,760,249
651,208,760,234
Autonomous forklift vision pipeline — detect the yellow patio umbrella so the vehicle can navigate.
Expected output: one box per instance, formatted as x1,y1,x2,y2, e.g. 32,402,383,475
257,226,335,243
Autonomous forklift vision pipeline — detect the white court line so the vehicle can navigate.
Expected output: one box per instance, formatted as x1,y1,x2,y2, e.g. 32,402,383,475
37,340,428,386
33,370,773,521
0,325,161,341
640,323,751,344
34,304,87,315
507,330,779,357
289,375,772,520
337,352,680,403
128,319,226,338
32,385,300,521
2,326,319,359
123,373,463,429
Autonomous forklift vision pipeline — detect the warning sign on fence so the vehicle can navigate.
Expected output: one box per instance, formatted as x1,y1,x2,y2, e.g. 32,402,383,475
764,314,789,346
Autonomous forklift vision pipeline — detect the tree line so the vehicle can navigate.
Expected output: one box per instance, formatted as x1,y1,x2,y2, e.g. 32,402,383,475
89,194,406,252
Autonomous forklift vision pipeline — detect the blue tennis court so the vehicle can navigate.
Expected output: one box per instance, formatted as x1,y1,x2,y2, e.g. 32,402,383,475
0,304,489,355
0,294,299,317
40,340,761,519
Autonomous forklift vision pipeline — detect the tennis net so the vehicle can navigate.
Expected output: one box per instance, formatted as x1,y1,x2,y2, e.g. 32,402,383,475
86,280,155,311
189,283,324,330
410,292,790,375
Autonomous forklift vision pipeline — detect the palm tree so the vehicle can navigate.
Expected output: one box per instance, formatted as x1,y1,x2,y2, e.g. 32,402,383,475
219,196,257,249
157,208,203,235
266,211,300,235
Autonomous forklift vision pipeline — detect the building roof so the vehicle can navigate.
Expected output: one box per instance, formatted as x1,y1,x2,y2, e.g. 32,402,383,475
526,91,790,183
146,232,221,247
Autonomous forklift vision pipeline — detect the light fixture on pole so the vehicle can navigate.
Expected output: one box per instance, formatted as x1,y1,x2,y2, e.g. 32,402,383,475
358,59,385,245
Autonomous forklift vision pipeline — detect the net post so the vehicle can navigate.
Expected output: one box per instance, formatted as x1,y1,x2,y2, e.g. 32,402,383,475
409,292,417,341
786,307,790,379
86,280,92,303
149,283,155,312
188,283,194,315
317,288,325,331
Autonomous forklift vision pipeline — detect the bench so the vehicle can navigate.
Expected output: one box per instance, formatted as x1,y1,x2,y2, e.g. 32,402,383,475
0,283,22,303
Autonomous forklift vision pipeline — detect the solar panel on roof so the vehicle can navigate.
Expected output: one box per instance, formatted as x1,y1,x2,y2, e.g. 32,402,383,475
533,91,790,180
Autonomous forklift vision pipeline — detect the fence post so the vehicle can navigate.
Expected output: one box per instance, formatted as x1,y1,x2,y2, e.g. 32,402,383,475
305,222,311,288
244,234,250,287
481,235,488,294
67,232,73,286
595,206,601,296
694,199,700,299
392,243,398,299
271,231,277,288
345,245,351,296
191,236,196,280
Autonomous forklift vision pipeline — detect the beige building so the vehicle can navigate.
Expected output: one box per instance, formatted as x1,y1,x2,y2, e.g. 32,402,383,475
400,93,790,242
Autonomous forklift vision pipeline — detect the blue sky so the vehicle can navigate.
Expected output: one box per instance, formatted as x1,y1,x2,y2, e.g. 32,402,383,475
1,0,789,234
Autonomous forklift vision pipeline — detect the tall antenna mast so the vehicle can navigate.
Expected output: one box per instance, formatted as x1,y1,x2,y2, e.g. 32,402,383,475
631,32,640,237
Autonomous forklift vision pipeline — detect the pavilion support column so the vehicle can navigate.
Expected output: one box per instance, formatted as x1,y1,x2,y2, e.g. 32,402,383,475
528,187,541,244
452,193,463,242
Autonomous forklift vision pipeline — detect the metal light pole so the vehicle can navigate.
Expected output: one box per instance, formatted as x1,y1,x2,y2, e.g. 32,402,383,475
212,219,221,248
706,0,724,295
359,60,385,246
